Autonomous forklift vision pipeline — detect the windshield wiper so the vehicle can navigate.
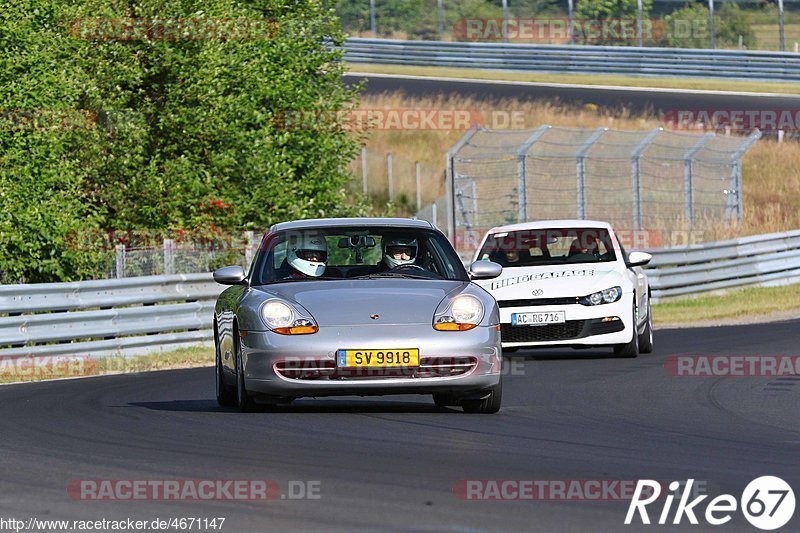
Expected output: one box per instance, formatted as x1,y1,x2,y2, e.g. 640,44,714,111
266,276,342,284
354,272,433,280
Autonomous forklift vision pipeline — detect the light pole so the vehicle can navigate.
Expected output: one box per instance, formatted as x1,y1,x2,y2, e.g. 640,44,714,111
502,0,508,43
437,0,444,40
637,0,643,47
568,0,574,45
708,0,715,49
370,0,376,37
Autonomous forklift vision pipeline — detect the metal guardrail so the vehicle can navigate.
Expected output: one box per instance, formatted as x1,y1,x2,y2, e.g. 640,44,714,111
0,274,222,358
344,38,800,81
1,230,799,358
646,230,800,300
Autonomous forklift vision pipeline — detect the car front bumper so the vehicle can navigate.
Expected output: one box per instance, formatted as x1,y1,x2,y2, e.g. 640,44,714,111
498,293,634,348
239,323,502,398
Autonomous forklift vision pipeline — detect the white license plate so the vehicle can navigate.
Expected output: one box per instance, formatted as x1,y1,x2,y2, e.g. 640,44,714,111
511,311,566,326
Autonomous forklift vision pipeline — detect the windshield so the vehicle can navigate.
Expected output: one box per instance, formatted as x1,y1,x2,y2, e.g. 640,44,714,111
476,227,618,267
251,226,469,284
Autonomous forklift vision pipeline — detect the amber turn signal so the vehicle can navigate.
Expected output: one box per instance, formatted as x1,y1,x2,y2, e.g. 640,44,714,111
273,325,319,335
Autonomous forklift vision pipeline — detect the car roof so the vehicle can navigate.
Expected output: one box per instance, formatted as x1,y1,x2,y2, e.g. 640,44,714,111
485,219,614,234
271,217,435,232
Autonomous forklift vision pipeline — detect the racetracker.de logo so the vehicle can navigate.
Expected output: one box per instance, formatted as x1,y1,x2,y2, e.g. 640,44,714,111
664,355,800,377
64,227,248,252
453,18,707,43
272,109,524,131
0,356,97,380
0,109,97,132
68,18,278,41
665,109,800,132
453,479,657,501
66,480,325,501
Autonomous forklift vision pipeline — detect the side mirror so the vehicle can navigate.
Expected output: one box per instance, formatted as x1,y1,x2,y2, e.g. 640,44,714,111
469,260,503,280
627,251,652,267
213,265,246,285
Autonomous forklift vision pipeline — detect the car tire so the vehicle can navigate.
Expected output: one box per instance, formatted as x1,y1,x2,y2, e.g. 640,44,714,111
432,393,456,408
234,329,258,413
613,304,639,358
461,382,502,414
637,297,654,354
215,329,236,408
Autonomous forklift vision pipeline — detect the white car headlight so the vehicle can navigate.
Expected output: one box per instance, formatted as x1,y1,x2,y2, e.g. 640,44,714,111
261,301,318,335
262,301,295,328
580,286,623,306
434,295,484,331
601,286,622,303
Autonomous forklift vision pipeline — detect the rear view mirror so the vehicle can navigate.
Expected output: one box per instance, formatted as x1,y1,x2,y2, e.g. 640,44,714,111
338,235,376,248
338,235,376,264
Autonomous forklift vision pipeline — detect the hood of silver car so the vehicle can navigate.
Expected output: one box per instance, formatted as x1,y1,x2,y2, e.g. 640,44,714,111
256,279,466,326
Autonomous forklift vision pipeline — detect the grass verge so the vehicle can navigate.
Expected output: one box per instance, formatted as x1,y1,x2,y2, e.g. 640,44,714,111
653,283,800,325
348,63,800,95
0,345,213,385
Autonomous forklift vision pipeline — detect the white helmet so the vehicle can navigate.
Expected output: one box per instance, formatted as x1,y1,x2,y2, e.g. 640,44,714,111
382,237,418,269
287,234,327,277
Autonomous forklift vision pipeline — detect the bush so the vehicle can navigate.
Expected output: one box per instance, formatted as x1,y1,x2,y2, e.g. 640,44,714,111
1,0,365,283
574,0,653,45
661,2,757,49
716,3,757,49
337,0,426,37
336,0,563,40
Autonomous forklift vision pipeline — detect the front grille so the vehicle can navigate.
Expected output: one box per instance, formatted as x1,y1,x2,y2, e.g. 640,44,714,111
416,356,476,378
498,297,579,308
274,356,477,380
274,360,336,380
501,320,586,342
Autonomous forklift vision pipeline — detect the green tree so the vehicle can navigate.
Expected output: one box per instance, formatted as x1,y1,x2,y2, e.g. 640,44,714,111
715,3,757,49
335,0,371,34
1,0,365,283
506,0,563,18
661,2,756,49
336,0,425,37
574,0,653,45
660,3,705,48
0,1,109,283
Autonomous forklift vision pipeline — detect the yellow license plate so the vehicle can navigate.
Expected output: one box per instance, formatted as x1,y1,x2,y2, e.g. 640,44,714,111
336,349,419,368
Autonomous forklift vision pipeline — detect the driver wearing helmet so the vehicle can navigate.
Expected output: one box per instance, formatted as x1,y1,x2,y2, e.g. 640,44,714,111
380,237,418,270
283,233,328,279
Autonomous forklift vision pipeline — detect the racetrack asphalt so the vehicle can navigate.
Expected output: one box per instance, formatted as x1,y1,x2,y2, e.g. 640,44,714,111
1,319,799,532
344,73,800,117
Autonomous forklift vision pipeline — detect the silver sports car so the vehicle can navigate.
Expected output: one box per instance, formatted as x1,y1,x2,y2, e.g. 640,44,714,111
213,218,504,413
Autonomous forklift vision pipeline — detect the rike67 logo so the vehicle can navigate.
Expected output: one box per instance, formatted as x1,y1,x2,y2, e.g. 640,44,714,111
626,477,795,530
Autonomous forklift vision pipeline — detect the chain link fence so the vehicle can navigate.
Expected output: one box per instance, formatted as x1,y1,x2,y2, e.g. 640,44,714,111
415,125,760,258
109,234,258,279
348,146,445,214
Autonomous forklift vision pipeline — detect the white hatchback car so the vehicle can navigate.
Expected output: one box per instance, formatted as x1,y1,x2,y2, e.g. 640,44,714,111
472,220,653,357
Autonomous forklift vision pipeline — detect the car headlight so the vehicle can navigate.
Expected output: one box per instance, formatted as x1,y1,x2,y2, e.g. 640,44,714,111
579,286,622,306
262,300,318,335
433,295,484,331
